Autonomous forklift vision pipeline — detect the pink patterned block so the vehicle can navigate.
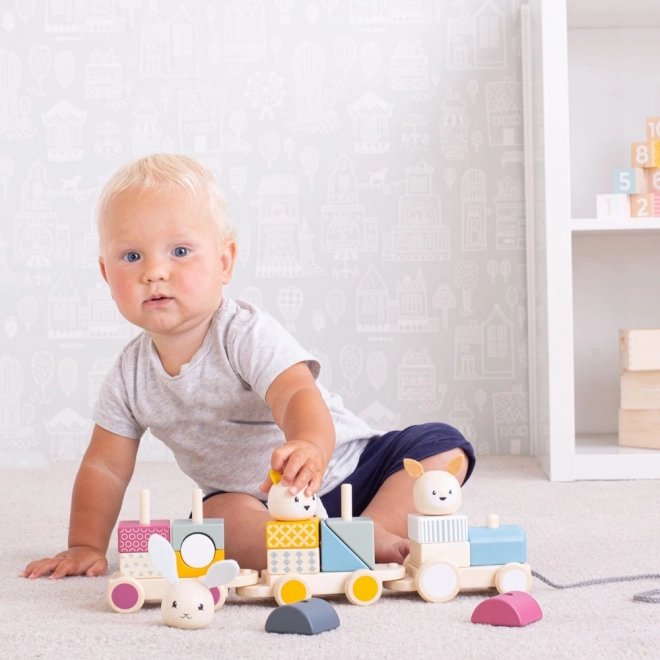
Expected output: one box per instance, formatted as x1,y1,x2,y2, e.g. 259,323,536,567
117,519,170,553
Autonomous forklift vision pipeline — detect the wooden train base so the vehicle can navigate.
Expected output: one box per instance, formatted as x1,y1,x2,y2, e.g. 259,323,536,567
236,564,406,606
107,568,260,614
383,560,532,603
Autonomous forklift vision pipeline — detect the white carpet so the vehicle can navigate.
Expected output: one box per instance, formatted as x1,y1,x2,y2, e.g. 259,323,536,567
4,456,660,660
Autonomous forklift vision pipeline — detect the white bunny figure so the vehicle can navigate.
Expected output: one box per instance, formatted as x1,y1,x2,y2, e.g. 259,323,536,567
148,533,239,629
266,469,318,521
403,455,465,516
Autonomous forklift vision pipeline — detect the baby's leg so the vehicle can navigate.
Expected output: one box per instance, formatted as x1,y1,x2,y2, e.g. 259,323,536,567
361,447,469,565
203,493,270,571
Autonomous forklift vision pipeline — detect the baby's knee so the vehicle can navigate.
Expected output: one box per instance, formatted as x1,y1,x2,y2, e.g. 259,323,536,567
420,447,470,485
203,491,268,519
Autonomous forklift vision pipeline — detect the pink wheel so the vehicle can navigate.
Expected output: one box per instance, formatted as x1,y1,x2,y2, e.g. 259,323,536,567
107,577,145,614
210,585,229,611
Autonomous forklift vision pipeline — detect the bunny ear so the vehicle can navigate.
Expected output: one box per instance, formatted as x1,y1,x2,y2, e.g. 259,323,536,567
204,559,240,589
148,533,179,584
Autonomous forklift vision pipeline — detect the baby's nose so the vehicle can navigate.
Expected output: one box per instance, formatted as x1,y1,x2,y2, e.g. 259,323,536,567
143,260,168,282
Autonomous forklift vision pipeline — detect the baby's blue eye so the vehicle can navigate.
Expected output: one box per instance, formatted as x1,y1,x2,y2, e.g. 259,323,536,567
172,247,189,257
123,252,140,262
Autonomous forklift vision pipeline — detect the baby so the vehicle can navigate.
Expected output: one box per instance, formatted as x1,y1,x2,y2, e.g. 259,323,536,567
22,154,475,578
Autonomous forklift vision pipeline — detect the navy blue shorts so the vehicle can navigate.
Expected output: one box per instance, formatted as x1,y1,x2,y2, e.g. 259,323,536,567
320,422,475,518
202,423,474,516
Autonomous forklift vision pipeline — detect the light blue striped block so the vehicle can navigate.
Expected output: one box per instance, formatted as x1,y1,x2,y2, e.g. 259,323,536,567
408,514,468,543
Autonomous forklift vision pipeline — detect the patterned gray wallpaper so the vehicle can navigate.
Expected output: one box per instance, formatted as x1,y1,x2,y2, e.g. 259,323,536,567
0,0,529,468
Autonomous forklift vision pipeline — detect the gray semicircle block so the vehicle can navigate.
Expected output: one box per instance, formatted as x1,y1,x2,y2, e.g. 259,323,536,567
265,598,340,635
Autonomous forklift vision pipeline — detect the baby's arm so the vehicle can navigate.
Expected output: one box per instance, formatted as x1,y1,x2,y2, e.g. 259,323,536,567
22,425,139,579
260,362,336,497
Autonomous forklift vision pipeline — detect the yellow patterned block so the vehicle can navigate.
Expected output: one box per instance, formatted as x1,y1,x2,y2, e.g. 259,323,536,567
266,518,320,549
175,548,225,578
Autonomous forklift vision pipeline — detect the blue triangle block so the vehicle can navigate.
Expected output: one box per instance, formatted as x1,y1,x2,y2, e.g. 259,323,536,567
326,518,375,569
320,520,368,572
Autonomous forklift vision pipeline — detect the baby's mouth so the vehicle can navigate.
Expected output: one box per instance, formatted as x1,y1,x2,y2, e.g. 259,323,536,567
145,295,172,305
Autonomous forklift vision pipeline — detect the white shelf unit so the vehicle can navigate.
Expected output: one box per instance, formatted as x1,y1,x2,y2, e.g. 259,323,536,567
524,0,660,480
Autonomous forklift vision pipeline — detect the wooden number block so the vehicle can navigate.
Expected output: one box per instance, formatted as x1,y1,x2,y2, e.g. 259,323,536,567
630,193,660,217
596,193,630,219
631,141,660,168
646,169,660,192
620,328,660,371
267,548,321,575
619,408,660,449
266,518,320,549
620,370,660,409
646,117,660,140
613,168,648,194
117,519,170,553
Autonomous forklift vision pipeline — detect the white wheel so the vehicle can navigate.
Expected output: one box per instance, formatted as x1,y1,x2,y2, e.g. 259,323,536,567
345,570,382,606
495,563,532,594
414,560,461,603
273,576,311,606
107,577,145,613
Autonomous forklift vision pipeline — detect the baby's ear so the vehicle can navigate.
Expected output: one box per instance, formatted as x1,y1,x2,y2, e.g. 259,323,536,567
403,458,424,479
98,256,108,283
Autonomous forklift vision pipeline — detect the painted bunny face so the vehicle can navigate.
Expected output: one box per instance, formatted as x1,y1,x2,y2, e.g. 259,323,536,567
161,581,215,630
267,470,318,521
148,533,239,630
404,456,464,516
413,470,462,515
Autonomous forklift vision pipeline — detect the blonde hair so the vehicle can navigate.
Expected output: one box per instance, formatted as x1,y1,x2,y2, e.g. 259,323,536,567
95,153,238,243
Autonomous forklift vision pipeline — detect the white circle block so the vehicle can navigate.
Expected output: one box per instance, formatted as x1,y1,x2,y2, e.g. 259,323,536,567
180,533,215,568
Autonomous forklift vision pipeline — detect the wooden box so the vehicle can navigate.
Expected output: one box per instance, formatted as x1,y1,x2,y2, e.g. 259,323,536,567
620,370,660,409
620,329,660,371
619,408,660,449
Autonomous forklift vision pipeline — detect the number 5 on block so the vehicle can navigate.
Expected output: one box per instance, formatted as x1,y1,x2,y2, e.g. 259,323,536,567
613,168,648,194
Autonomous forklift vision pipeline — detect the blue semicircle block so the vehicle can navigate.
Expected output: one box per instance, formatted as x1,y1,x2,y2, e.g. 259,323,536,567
265,598,340,635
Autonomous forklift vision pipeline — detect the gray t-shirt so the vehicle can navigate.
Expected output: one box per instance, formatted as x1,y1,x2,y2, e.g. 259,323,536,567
93,298,376,499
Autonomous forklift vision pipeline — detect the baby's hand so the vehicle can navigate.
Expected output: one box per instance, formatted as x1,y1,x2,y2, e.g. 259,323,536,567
21,546,108,580
259,439,326,497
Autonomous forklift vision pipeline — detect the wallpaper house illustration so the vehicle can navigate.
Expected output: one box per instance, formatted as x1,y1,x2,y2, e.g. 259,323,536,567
1,0,531,468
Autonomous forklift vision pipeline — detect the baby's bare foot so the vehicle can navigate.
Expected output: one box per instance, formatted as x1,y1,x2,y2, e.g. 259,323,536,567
373,523,409,565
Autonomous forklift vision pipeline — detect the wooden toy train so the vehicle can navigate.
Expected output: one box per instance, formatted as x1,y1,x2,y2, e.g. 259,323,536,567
106,457,532,612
